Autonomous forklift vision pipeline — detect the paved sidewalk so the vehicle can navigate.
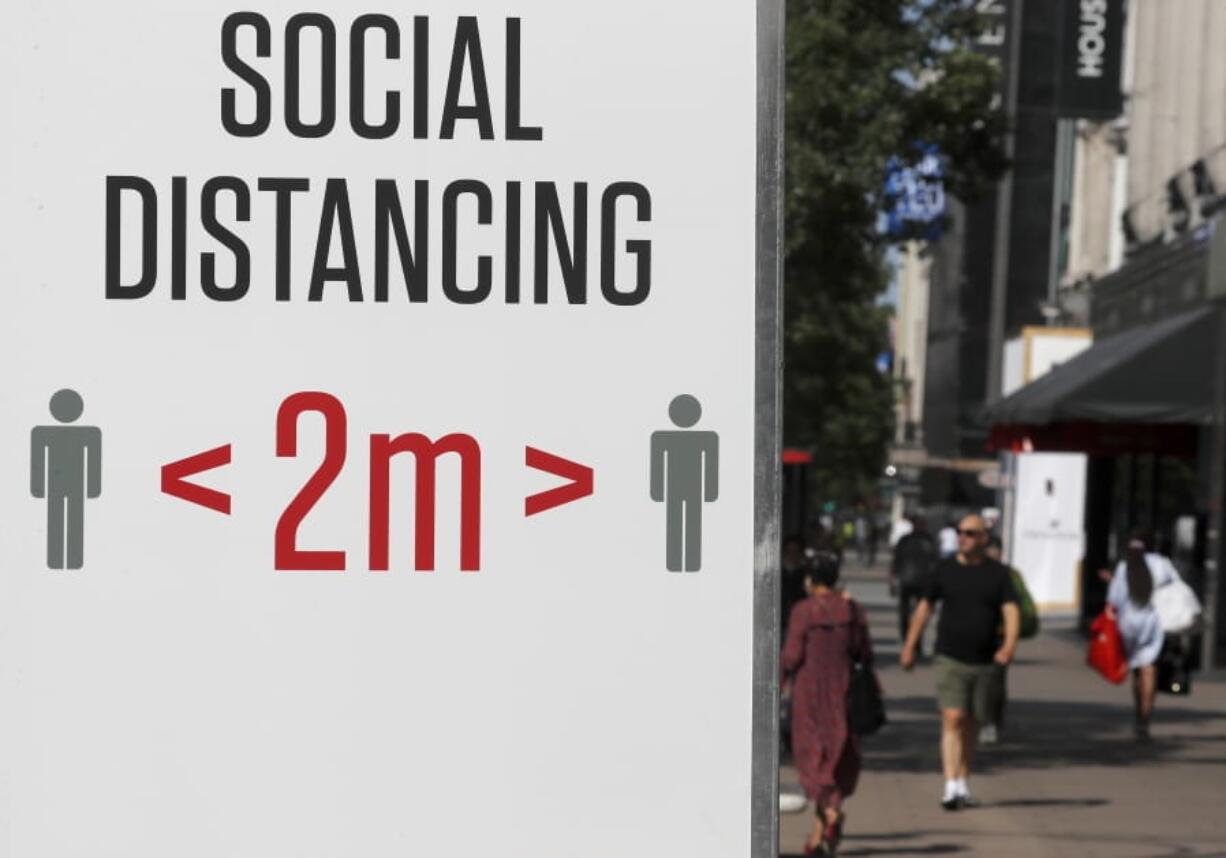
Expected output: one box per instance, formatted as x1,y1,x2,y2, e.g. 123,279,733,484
780,561,1226,857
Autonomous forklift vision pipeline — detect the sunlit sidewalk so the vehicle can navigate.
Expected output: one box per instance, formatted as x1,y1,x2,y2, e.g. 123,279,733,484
780,563,1226,857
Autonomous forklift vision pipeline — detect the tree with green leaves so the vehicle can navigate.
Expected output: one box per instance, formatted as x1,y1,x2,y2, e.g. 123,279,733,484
784,0,1007,504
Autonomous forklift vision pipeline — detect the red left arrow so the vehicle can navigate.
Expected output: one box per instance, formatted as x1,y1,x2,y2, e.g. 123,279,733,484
161,444,232,515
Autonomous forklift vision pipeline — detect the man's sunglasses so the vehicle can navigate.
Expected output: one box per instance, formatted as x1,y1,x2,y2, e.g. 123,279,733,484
956,528,985,537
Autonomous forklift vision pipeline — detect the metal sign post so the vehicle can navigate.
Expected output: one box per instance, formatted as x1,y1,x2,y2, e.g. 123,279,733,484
753,2,785,857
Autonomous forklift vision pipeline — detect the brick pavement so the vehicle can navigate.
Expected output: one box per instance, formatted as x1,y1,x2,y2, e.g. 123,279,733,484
779,561,1226,857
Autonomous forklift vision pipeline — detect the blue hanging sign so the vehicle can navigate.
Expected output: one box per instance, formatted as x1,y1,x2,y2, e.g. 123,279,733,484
880,145,946,240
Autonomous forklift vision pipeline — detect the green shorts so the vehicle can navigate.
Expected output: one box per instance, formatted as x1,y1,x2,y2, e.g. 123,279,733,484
934,655,1002,723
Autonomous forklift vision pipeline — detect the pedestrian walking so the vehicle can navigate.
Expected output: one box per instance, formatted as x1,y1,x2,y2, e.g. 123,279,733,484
840,519,855,561
899,514,1020,810
1105,533,1178,740
782,554,873,854
811,521,842,567
980,536,1039,743
937,520,958,559
854,514,870,565
890,517,936,655
888,514,914,548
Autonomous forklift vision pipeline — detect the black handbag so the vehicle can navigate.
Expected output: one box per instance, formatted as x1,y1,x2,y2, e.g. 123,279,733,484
847,601,886,735
1157,637,1192,696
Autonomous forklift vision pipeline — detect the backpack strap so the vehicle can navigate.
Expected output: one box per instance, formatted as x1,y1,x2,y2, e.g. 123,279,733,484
848,598,867,665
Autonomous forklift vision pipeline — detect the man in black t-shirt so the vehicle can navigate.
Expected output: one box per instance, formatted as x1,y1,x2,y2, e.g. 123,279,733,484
900,515,1019,810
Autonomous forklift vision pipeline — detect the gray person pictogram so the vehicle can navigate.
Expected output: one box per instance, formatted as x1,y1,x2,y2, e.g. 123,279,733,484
650,394,719,572
30,389,102,569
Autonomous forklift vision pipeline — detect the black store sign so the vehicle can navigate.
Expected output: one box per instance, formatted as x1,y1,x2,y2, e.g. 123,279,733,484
1058,0,1124,118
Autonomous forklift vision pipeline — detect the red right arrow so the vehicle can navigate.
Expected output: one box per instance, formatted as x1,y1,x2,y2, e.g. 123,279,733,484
525,447,593,516
161,444,232,515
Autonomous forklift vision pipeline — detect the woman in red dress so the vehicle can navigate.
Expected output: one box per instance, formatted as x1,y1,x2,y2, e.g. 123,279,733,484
782,556,872,855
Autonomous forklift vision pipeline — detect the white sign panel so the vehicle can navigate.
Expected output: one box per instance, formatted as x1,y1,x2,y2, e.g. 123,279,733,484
1012,453,1087,612
0,4,771,856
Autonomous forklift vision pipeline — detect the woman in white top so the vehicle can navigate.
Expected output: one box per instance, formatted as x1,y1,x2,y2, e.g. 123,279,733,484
1106,535,1177,740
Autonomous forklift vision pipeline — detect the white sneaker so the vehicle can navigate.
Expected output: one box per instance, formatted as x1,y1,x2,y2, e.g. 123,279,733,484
779,789,807,814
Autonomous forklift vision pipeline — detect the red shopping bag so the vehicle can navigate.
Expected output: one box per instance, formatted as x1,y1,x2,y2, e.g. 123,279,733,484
1087,610,1129,684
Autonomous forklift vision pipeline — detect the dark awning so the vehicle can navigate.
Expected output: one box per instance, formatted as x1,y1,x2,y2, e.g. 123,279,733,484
985,304,1222,427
